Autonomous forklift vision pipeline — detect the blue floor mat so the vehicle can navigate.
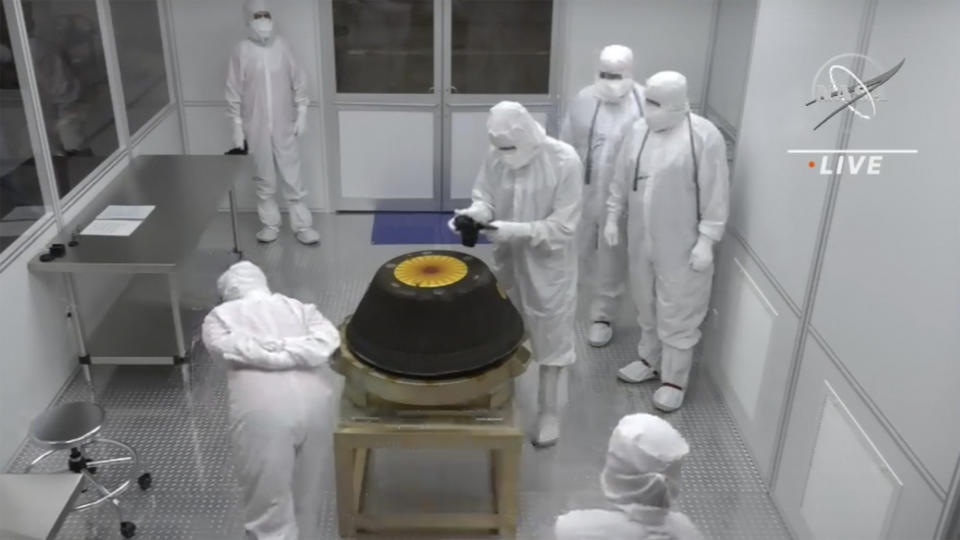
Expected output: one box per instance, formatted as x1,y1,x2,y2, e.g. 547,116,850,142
371,212,488,245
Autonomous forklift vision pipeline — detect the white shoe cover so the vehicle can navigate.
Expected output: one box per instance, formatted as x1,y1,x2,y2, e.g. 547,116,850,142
653,385,685,412
256,227,279,243
295,227,321,245
617,360,658,383
533,412,560,448
587,322,613,347
533,365,564,448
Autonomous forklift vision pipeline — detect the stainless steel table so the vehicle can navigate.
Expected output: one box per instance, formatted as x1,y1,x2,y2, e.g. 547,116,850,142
0,474,84,540
28,155,247,389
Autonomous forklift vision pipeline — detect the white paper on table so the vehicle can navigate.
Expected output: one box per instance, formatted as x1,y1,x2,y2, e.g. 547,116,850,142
81,219,143,237
95,205,155,221
2,205,45,222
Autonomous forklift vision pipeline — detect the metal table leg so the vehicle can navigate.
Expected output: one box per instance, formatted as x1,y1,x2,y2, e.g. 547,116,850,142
62,273,95,396
167,273,189,388
228,188,242,259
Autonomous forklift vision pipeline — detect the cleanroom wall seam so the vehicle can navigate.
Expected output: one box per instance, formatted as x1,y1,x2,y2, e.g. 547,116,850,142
943,460,960,539
309,0,332,211
95,0,131,151
768,0,879,492
161,0,189,153
698,0,721,115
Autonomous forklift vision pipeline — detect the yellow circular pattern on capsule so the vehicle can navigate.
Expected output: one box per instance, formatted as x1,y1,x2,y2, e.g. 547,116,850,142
393,255,469,288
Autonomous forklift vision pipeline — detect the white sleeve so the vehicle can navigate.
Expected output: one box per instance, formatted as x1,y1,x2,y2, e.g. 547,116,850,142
558,104,574,145
467,151,498,223
605,123,636,223
201,309,298,370
282,303,342,367
528,150,582,251
225,44,244,124
285,40,310,112
696,126,729,242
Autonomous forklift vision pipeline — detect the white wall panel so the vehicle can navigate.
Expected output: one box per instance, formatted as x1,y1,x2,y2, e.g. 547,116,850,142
338,110,434,200
703,235,799,478
561,0,712,107
728,0,865,306
170,0,321,103
800,382,901,540
132,107,183,155
450,111,548,200
704,0,756,131
809,0,960,489
715,256,775,421
775,339,942,540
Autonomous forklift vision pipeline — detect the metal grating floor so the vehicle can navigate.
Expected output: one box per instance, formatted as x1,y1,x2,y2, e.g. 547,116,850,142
7,213,793,540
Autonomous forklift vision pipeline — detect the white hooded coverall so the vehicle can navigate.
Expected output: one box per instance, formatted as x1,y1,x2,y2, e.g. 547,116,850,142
560,78,642,324
202,261,341,540
606,103,729,396
226,0,313,234
467,102,582,368
555,413,704,540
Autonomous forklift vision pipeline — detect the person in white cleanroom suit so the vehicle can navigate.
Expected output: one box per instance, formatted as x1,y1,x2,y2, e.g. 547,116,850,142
202,261,341,540
450,101,582,447
555,413,703,540
605,71,729,412
226,0,320,245
559,44,643,348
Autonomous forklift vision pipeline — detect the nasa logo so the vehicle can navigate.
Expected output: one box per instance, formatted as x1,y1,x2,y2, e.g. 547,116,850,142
788,54,916,176
806,54,905,131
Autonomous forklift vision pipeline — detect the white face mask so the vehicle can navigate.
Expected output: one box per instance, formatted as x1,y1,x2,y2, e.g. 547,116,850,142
641,99,688,132
594,78,632,103
251,18,274,41
490,132,538,170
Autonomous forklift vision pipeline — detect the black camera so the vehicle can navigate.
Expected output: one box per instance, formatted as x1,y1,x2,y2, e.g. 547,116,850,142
453,214,483,247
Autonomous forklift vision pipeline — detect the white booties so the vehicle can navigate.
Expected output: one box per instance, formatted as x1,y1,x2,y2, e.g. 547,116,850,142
617,359,658,383
652,346,693,412
256,226,279,243
618,336,662,383
588,321,613,347
533,365,566,448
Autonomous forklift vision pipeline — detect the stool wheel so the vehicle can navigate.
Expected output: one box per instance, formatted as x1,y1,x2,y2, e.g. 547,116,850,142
120,521,137,538
137,473,152,490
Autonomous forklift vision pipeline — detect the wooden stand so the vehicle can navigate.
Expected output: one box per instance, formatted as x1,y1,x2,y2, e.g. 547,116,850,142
334,399,523,538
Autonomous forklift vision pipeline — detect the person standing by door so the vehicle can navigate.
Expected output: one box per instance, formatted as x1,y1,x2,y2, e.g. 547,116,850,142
560,44,644,348
226,0,320,245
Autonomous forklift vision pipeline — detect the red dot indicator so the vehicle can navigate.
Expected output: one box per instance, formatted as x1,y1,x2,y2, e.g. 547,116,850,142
808,161,816,168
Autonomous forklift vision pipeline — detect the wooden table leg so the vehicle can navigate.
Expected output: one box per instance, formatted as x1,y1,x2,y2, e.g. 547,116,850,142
495,443,520,537
334,436,357,538
352,448,369,514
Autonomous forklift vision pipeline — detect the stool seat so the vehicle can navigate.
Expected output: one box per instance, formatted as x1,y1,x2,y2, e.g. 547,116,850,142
30,402,105,449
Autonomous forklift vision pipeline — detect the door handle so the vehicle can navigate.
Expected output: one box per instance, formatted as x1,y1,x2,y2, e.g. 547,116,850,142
428,85,435,92
449,86,458,94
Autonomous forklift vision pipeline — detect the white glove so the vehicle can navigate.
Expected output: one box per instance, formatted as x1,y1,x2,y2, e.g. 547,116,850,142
485,221,532,243
603,219,620,247
689,235,715,272
294,108,307,137
232,121,244,149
